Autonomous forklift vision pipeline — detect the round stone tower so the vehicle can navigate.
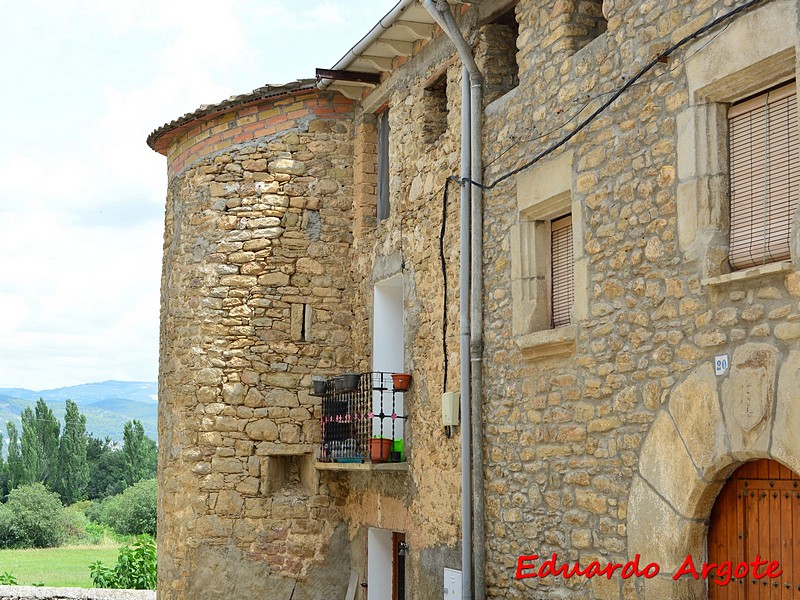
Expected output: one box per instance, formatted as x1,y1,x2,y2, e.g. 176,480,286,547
148,81,356,599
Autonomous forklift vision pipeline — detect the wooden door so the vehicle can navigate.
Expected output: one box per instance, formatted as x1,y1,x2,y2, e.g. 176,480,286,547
708,459,800,599
392,532,406,600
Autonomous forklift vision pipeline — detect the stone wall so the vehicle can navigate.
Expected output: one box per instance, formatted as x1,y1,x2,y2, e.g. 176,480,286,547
156,89,356,599
0,588,154,600
475,0,800,598
150,0,800,598
344,36,468,596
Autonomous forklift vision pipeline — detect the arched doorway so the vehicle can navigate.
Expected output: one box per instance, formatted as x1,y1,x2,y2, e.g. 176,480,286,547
708,459,800,598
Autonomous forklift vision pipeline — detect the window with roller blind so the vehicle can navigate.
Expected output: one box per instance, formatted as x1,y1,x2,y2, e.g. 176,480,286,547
550,215,574,327
728,81,799,271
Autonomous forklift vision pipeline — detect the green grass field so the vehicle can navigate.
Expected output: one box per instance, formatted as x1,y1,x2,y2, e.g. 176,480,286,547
0,544,121,587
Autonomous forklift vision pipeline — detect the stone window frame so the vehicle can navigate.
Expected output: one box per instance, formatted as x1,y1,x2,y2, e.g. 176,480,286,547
478,1,521,105
676,0,799,285
511,150,587,359
420,69,449,144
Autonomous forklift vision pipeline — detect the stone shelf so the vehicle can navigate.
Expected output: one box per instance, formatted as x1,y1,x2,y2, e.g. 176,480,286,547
315,461,409,472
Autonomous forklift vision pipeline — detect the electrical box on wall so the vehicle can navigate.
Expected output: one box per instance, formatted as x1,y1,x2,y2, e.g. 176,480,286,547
443,568,461,600
441,392,460,426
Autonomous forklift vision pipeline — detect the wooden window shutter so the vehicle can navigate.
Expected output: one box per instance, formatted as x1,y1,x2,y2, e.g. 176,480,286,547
377,109,391,222
728,82,799,270
551,214,573,327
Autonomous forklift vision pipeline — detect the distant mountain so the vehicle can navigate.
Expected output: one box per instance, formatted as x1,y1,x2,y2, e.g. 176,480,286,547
0,381,157,444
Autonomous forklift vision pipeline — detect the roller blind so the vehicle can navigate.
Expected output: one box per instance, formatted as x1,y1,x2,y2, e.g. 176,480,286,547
728,82,798,270
551,214,573,328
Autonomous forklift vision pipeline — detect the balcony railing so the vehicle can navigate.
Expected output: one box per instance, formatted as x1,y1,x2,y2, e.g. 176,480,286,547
317,372,408,465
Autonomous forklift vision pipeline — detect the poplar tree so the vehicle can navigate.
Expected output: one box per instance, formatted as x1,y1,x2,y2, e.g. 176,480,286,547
6,422,23,491
55,400,89,504
123,420,148,486
20,399,60,487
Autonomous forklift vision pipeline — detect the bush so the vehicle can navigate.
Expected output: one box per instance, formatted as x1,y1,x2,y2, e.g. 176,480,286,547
90,535,156,590
92,479,157,537
0,484,65,548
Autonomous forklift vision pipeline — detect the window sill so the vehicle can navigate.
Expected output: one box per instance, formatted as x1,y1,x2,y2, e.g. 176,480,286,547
702,261,793,286
516,323,577,360
315,461,409,473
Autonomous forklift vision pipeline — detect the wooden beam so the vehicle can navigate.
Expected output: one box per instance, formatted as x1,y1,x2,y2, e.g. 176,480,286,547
315,68,381,84
374,38,415,56
395,20,435,40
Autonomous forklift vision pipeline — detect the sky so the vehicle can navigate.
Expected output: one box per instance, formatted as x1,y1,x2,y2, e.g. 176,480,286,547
0,0,398,390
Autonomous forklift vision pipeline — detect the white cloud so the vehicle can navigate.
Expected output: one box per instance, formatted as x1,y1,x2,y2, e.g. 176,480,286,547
0,0,398,389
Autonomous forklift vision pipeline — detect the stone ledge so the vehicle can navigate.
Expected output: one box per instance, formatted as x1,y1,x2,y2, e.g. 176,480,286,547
516,323,577,360
315,461,409,472
701,261,793,286
0,586,156,600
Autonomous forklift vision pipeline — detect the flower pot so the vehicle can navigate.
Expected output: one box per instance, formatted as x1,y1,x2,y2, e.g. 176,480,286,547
311,379,328,396
333,376,345,393
392,373,412,391
370,438,392,463
341,373,360,392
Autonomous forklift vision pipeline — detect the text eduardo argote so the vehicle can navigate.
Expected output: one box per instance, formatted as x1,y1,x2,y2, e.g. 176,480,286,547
515,553,782,585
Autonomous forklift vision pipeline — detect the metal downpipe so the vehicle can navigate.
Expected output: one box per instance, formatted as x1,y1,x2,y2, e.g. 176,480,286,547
422,2,484,599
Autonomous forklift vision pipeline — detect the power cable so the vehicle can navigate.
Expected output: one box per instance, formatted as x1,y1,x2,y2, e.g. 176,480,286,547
466,0,765,191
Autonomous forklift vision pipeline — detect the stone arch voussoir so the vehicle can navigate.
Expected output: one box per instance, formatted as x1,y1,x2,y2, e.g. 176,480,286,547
628,343,800,598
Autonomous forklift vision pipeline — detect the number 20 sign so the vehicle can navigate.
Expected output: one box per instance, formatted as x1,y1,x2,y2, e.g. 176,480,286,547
715,355,729,376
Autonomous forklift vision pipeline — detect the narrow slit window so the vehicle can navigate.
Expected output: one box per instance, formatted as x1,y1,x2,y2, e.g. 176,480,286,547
551,214,574,328
728,81,799,270
377,108,391,222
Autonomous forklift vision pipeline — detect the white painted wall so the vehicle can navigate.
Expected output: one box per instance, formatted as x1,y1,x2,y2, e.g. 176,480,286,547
372,276,404,439
367,528,393,600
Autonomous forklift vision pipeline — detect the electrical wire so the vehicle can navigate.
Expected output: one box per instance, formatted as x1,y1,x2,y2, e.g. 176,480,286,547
484,19,732,173
467,0,765,191
439,177,451,395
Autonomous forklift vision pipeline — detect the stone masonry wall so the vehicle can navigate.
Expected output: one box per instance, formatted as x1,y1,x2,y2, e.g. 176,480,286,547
344,39,466,597
158,90,356,599
476,0,800,599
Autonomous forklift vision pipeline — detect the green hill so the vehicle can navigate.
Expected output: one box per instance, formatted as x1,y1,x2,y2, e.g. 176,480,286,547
0,381,157,445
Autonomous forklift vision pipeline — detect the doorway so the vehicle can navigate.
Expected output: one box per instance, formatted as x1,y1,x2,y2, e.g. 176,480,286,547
372,276,404,440
708,458,800,599
367,528,406,600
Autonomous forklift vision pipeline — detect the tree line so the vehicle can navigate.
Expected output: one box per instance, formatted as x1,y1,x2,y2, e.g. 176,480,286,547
0,398,157,503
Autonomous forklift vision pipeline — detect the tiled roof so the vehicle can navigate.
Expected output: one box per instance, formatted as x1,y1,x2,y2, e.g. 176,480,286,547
146,79,317,151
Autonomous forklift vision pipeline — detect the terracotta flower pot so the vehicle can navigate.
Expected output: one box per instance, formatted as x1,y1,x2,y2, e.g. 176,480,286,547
370,438,392,463
392,373,412,391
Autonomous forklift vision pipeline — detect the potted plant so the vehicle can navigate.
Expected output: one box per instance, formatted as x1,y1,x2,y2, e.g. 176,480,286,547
370,437,392,463
392,373,412,391
311,378,328,396
341,373,360,392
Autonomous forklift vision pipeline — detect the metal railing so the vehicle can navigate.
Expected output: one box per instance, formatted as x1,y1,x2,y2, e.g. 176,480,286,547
317,372,408,464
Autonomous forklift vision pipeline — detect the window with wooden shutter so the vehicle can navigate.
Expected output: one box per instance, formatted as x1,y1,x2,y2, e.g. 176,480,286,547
550,214,573,327
377,108,391,222
728,81,799,270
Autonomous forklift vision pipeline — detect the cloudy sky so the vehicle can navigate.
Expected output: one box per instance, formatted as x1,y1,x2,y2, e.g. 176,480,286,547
0,0,397,390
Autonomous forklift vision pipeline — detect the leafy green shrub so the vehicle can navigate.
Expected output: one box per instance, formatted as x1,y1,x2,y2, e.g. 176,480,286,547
63,505,91,544
0,506,16,548
90,535,156,590
2,484,66,548
91,479,156,537
0,571,17,585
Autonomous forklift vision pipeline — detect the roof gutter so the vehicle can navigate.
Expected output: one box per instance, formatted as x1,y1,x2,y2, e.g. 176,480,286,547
316,0,417,90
